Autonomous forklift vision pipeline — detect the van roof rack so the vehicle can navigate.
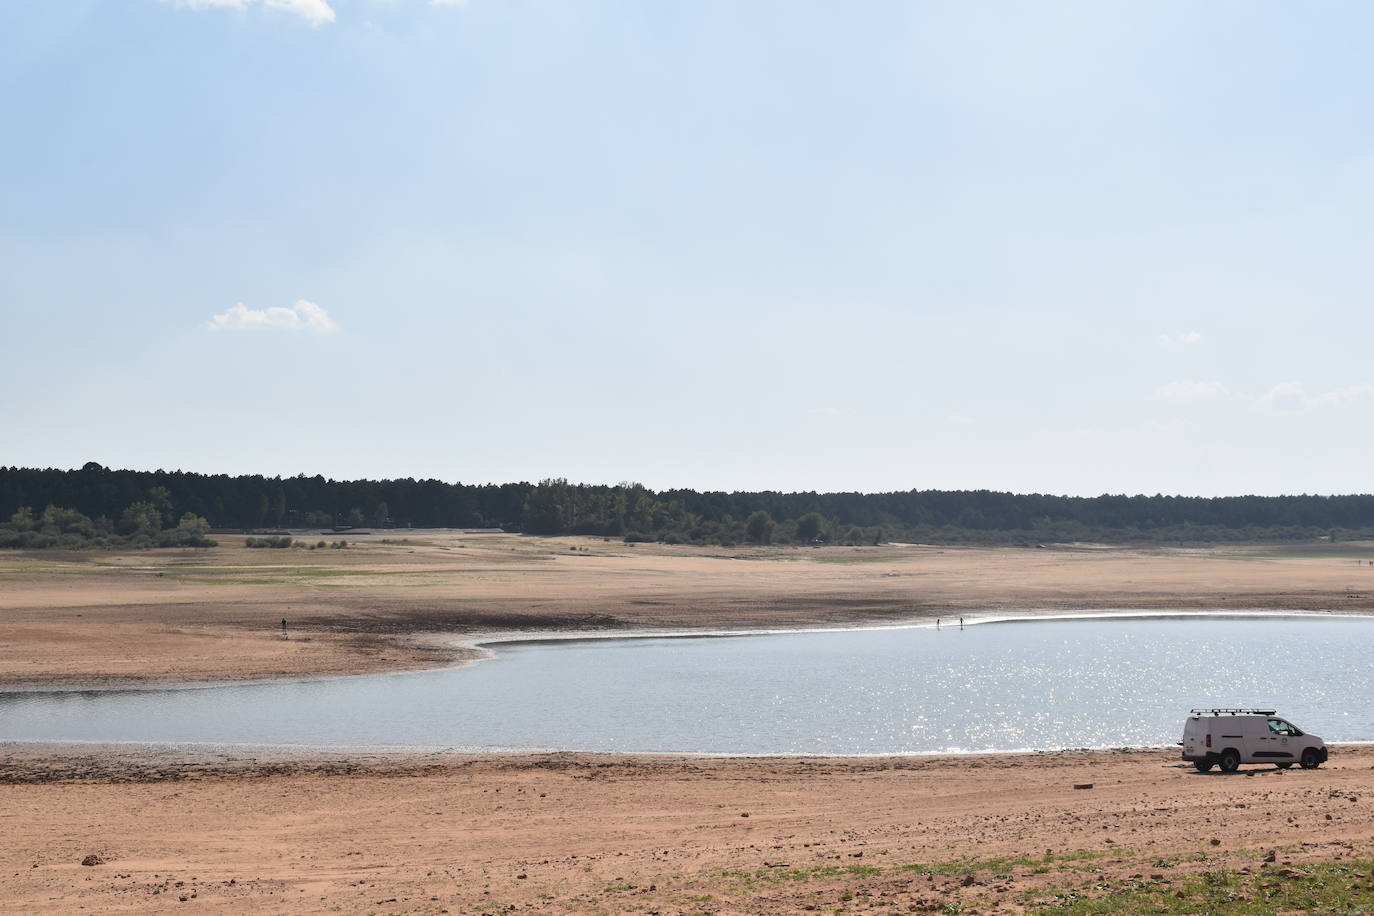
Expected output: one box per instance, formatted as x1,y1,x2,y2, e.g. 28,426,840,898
1189,708,1276,716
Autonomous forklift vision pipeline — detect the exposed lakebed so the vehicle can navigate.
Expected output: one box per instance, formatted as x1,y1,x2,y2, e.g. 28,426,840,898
4,615,1374,754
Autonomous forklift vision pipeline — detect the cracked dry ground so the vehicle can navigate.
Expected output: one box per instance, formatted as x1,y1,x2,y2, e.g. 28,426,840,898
4,745,1374,914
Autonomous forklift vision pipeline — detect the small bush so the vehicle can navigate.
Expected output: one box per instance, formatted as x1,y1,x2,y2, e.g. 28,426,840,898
246,535,293,549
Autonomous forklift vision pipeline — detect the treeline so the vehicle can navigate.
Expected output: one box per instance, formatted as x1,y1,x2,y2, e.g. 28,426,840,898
0,486,214,550
3,464,1374,547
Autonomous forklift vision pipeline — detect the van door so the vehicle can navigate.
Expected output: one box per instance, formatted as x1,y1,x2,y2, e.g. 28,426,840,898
1239,716,1272,763
1258,717,1299,762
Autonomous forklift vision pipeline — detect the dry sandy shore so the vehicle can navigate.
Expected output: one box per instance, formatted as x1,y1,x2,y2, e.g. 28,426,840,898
4,745,1374,915
3,532,1374,687
5,534,1374,913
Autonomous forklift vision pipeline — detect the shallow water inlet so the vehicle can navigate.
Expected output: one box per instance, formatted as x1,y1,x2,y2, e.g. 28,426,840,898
4,615,1374,754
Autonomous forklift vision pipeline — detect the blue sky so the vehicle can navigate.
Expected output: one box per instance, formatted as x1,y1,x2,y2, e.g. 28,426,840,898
3,1,1373,496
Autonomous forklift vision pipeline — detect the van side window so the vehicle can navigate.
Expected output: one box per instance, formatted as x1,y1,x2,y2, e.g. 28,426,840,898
1268,719,1301,736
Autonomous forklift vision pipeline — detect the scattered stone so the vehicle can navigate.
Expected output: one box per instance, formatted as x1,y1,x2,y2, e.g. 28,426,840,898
81,855,104,867
1210,839,1221,846
1073,784,1094,790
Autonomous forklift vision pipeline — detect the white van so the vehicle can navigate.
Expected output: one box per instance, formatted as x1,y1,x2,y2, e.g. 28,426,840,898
1181,708,1328,773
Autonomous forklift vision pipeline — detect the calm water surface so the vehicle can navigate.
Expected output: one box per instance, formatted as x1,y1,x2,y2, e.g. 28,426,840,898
4,616,1374,754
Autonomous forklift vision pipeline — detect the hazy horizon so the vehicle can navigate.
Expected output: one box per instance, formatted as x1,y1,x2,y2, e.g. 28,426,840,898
5,2,1374,497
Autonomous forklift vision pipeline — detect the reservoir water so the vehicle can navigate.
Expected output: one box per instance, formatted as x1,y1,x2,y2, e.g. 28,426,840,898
4,615,1374,755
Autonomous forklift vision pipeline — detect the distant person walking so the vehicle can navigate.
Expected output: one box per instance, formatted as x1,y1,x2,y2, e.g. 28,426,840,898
281,618,288,639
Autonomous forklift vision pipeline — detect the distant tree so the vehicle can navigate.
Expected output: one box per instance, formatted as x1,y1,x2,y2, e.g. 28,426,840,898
746,510,775,545
346,507,365,527
371,501,389,528
147,486,175,527
797,512,824,543
9,506,34,531
120,501,163,536
158,513,214,547
41,505,95,536
176,513,210,539
523,479,572,535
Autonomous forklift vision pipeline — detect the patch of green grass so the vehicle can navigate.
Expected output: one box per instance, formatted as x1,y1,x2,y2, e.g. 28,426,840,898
721,863,883,884
720,850,1110,888
898,850,1111,877
1027,859,1374,915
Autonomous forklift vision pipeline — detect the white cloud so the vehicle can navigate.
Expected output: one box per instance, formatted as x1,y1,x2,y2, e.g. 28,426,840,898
1306,383,1374,409
1152,380,1230,402
207,299,340,333
175,0,335,27
1158,330,1203,349
1253,382,1309,413
1253,382,1374,413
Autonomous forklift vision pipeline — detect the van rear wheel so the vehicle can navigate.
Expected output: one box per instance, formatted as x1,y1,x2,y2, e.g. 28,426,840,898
1218,749,1241,773
1194,760,1214,772
1300,748,1321,770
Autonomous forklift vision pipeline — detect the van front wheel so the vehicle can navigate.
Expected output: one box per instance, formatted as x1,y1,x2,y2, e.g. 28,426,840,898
1300,748,1321,770
1194,760,1214,772
1218,749,1241,773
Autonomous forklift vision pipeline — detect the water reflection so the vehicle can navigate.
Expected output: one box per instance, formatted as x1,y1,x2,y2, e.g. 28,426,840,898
3,615,1374,754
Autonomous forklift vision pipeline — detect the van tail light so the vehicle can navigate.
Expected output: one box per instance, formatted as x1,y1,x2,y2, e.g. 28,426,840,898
1206,734,1212,748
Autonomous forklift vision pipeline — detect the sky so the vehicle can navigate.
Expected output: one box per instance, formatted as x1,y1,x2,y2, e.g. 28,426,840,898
3,1,1373,497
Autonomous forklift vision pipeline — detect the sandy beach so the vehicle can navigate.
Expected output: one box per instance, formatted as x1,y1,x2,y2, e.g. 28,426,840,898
4,744,1374,914
5,534,1374,913
3,532,1373,687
